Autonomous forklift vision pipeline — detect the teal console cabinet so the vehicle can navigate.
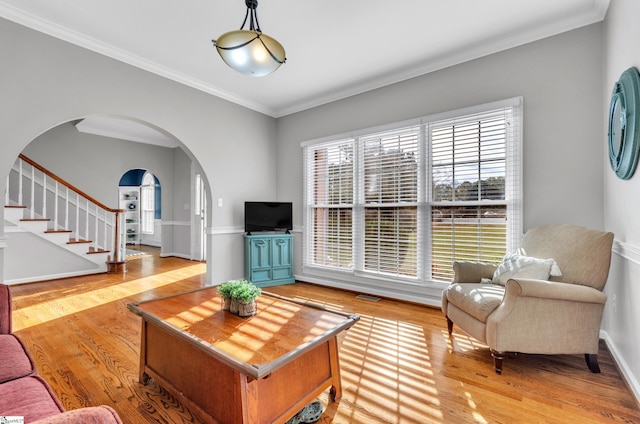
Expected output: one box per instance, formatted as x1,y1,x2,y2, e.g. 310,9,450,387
244,233,294,287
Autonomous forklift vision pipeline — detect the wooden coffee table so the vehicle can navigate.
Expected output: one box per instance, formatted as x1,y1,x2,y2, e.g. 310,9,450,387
127,287,359,424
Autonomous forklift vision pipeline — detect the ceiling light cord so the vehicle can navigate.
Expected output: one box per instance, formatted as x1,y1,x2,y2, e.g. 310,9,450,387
241,0,260,33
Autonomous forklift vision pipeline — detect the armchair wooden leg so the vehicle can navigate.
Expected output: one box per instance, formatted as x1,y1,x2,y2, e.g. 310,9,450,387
446,317,453,334
490,349,505,375
585,354,601,373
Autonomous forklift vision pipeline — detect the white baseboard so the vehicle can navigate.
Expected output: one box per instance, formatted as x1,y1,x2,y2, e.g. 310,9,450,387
5,269,105,285
159,252,192,260
601,330,640,403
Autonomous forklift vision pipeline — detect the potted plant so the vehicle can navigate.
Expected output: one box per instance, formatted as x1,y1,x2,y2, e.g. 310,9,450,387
231,281,261,317
216,280,261,316
216,280,243,311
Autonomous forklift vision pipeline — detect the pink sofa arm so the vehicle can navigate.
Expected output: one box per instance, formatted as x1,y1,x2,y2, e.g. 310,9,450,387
31,406,123,424
0,284,11,334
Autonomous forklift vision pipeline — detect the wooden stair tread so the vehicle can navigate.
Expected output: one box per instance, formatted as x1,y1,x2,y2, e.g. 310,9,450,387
5,205,27,209
20,218,50,222
68,238,92,244
45,229,73,233
88,249,110,254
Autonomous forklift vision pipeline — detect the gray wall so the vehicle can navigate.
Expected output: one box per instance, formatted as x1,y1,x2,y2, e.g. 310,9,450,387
168,147,193,258
602,0,640,402
0,17,278,285
277,24,605,301
22,122,192,256
22,123,176,218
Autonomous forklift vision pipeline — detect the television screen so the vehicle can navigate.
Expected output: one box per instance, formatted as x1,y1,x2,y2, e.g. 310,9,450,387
244,202,293,233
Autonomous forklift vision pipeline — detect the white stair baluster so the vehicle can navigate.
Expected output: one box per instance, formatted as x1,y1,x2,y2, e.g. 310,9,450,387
94,203,99,250
64,187,69,231
18,159,23,206
30,164,35,219
104,210,109,253
42,174,47,222
75,192,80,240
54,182,59,230
85,198,90,245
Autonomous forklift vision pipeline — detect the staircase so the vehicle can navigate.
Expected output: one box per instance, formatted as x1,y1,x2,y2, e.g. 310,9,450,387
3,155,125,285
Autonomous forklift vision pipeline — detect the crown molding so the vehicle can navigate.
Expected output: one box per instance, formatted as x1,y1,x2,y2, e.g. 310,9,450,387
0,3,278,117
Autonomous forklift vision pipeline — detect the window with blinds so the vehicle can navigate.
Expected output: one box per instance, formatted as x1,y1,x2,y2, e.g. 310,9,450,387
360,126,420,277
302,98,522,285
430,107,520,281
140,172,155,235
305,140,355,270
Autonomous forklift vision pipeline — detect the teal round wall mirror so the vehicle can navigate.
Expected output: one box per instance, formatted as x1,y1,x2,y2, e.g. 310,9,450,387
608,67,640,180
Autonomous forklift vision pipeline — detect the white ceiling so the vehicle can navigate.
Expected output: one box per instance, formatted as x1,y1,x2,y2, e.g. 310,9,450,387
0,0,609,118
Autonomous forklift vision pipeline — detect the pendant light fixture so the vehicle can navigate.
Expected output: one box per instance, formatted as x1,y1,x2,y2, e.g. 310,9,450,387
212,0,286,77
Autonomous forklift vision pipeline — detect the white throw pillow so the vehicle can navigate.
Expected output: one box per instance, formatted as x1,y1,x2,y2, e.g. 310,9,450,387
491,253,558,286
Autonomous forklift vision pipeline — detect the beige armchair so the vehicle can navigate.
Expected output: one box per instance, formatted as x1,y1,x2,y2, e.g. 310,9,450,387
441,224,614,374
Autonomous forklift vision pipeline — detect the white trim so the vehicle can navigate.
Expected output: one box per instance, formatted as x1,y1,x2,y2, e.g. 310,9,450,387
301,97,522,147
159,252,192,260
208,226,245,235
605,239,640,404
601,330,640,403
161,220,190,227
5,269,105,285
0,235,8,249
276,6,606,117
295,272,444,307
206,226,303,236
301,98,523,286
612,239,640,265
0,3,277,117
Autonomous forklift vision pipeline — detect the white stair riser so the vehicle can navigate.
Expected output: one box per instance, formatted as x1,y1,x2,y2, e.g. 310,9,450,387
86,252,111,265
16,220,49,234
44,232,72,245
5,206,109,274
4,208,25,221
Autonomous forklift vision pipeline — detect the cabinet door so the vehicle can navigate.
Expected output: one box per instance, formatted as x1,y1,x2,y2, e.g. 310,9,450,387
271,237,292,267
249,238,272,282
271,237,292,280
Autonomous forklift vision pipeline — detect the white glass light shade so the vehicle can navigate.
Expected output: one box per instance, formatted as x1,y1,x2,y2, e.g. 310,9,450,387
215,30,286,77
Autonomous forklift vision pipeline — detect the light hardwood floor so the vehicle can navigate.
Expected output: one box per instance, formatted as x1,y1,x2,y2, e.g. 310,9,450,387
8,246,640,423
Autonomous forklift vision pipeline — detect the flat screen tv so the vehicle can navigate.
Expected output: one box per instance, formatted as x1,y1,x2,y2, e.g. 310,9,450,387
244,201,293,234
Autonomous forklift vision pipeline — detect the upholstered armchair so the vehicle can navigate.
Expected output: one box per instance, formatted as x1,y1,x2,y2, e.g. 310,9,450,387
441,224,614,374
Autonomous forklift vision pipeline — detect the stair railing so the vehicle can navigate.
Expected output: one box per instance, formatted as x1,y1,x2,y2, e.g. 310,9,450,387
4,154,125,263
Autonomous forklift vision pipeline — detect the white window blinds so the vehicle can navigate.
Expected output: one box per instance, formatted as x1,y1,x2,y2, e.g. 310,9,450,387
359,126,421,277
302,97,522,285
429,104,521,281
304,139,355,270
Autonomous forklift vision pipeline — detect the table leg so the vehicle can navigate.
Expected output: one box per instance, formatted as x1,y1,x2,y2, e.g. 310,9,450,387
328,337,342,402
139,322,148,384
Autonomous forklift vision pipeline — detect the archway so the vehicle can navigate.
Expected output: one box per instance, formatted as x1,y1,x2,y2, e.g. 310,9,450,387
119,169,162,253
7,115,211,281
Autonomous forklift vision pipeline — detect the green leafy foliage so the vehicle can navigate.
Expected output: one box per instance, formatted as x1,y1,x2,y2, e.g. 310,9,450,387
217,279,261,303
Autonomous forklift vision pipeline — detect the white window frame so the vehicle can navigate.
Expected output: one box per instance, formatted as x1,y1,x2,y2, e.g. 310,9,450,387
302,97,522,287
140,172,155,235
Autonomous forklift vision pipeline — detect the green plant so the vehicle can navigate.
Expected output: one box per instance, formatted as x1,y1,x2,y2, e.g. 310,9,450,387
216,279,244,298
217,279,261,303
230,281,261,304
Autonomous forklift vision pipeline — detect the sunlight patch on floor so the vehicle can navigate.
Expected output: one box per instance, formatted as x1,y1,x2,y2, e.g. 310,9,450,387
12,263,206,330
339,314,445,423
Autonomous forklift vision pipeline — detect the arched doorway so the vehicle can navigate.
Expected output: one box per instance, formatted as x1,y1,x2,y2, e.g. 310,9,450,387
7,115,212,283
118,169,161,251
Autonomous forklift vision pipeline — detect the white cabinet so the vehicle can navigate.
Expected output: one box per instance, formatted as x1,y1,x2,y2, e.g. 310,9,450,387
119,187,140,244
